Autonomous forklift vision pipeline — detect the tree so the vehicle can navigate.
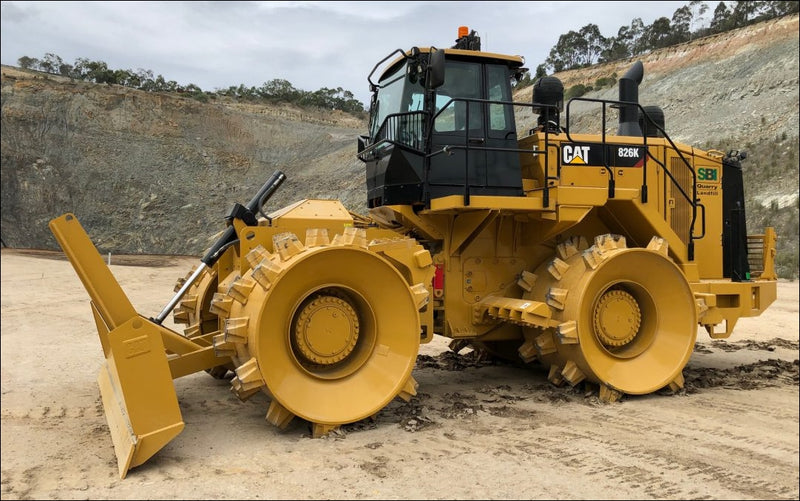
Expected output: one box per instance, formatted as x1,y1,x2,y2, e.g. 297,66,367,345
579,24,607,66
628,18,647,55
642,17,673,51
710,1,733,33
37,53,64,74
219,85,240,98
671,6,693,44
772,1,800,15
135,68,155,91
512,69,532,89
600,24,635,63
17,56,39,70
71,57,92,79
113,69,136,87
545,30,585,72
258,79,300,102
688,0,710,34
530,0,795,87
11,51,365,117
164,79,179,92
83,60,115,84
731,1,759,27
742,1,787,24
153,74,167,91
184,83,208,102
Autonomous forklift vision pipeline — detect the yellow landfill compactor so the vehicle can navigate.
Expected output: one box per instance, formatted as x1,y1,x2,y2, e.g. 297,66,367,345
49,27,778,478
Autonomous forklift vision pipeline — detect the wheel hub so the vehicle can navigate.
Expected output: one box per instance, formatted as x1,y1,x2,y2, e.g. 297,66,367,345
593,289,641,347
293,295,359,366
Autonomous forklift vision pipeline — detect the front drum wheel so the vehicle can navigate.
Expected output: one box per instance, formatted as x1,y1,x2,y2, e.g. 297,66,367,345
215,232,428,436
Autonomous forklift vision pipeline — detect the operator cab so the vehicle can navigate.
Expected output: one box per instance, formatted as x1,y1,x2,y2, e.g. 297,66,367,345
359,27,527,208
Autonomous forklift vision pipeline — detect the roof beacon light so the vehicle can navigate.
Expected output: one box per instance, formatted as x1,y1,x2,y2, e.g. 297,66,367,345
458,26,469,38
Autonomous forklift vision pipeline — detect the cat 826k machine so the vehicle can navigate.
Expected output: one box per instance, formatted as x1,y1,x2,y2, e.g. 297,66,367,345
49,26,778,478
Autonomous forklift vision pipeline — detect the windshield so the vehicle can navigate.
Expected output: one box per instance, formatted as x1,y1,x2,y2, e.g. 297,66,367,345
369,62,425,139
368,57,516,144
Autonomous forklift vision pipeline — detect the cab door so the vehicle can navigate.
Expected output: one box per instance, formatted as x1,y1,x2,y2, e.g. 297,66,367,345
483,63,521,195
428,60,521,200
429,60,486,196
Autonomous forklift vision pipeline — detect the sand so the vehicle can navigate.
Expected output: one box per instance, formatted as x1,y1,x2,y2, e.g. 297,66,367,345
1,249,797,500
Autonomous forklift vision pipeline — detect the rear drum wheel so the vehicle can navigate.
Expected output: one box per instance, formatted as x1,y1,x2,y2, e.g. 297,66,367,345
523,235,696,397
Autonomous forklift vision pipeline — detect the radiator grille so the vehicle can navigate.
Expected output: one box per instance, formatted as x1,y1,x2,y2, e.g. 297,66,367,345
670,156,693,246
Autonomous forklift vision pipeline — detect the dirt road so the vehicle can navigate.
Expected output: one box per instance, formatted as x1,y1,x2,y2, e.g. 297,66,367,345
1,250,797,499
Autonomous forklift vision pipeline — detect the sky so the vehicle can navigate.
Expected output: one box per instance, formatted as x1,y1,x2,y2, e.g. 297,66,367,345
1,1,693,106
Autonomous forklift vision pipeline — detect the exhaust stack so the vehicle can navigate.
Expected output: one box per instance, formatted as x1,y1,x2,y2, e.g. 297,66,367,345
617,61,644,136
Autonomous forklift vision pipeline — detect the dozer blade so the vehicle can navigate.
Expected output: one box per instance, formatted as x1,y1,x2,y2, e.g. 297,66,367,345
49,213,184,479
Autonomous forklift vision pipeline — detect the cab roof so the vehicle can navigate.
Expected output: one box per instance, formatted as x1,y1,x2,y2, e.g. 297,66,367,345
378,47,525,82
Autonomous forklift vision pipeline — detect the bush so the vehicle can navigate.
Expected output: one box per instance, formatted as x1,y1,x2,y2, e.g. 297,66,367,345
594,76,617,89
565,84,588,100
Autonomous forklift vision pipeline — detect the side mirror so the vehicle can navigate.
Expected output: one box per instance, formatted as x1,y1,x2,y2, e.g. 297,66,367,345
427,49,445,90
357,135,369,154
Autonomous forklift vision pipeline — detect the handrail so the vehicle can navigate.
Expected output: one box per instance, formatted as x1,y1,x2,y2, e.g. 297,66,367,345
427,96,559,206
358,110,429,161
375,110,428,151
564,97,649,199
565,96,703,259
367,48,413,91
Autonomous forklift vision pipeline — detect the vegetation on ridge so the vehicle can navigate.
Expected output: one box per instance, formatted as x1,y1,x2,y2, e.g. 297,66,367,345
14,55,367,118
517,1,798,85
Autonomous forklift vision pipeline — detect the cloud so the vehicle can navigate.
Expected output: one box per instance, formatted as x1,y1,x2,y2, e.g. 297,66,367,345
1,1,688,106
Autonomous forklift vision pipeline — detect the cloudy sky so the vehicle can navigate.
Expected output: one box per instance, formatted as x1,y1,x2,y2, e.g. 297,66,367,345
1,1,691,106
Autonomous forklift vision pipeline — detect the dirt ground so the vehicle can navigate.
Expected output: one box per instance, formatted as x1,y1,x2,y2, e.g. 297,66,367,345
1,249,798,500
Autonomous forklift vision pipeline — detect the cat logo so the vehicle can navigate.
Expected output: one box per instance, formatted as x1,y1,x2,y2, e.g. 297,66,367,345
562,144,591,164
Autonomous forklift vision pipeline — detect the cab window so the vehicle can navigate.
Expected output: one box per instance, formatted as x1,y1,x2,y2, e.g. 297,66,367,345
371,63,426,139
370,66,405,138
433,61,483,133
487,64,513,134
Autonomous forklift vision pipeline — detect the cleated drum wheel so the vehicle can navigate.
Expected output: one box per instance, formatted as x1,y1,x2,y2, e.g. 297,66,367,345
172,262,234,379
522,234,697,397
172,264,219,337
213,230,428,435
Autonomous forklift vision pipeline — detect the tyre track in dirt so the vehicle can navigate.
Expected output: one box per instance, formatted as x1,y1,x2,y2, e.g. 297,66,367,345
377,347,799,499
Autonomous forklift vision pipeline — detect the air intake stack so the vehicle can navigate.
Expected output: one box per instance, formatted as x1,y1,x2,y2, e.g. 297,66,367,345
639,105,665,137
617,61,644,136
532,76,564,132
